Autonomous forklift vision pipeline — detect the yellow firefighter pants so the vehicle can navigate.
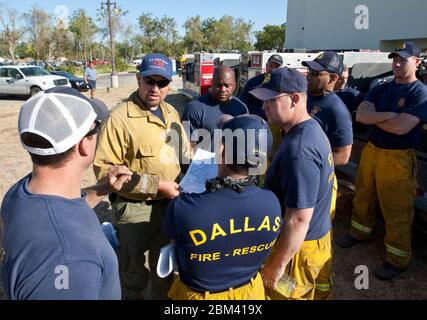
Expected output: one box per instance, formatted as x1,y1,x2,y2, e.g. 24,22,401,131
266,232,333,300
168,273,265,300
350,143,417,269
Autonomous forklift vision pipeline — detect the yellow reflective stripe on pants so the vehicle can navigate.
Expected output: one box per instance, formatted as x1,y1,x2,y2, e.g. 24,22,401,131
315,283,331,292
386,244,410,257
351,219,373,234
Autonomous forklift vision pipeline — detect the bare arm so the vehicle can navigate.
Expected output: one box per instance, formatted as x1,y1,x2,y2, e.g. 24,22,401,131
332,145,352,167
376,112,421,135
355,101,399,125
84,165,133,208
261,207,313,289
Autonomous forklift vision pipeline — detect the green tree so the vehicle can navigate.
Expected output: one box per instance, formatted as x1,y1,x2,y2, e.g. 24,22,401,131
254,24,286,51
23,6,51,61
138,12,181,57
200,16,253,52
0,4,24,63
232,18,254,52
69,9,99,62
183,15,204,52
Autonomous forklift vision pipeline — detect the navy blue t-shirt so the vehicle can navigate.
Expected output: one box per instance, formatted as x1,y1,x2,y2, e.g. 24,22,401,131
0,175,121,300
336,87,365,114
150,106,165,124
162,185,282,293
308,92,353,148
365,80,427,150
182,94,248,150
240,74,268,120
265,119,333,241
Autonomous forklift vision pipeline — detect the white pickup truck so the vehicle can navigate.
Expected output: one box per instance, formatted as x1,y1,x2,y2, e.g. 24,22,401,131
0,65,71,96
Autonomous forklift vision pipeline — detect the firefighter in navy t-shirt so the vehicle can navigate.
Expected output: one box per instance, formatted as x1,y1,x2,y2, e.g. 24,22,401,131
302,52,353,221
337,42,427,280
334,64,365,114
240,54,283,120
182,66,248,151
251,67,334,300
162,115,282,300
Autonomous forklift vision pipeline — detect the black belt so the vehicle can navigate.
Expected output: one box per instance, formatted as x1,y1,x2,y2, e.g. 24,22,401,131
110,193,167,205
195,276,256,294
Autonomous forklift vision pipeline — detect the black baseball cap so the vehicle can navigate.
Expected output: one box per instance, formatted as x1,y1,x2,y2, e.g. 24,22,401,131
388,42,421,59
268,54,283,66
302,51,344,75
249,67,308,101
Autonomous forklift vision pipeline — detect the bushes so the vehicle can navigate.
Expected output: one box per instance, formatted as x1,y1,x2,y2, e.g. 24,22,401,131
115,57,129,72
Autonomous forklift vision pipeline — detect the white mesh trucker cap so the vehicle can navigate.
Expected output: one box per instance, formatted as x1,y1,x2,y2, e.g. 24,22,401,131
18,87,108,156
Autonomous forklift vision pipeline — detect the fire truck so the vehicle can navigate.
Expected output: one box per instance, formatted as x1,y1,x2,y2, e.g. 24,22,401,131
180,52,241,99
238,51,392,92
238,52,319,92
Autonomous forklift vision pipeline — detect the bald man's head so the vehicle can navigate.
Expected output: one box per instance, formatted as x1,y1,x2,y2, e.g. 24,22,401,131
211,66,236,103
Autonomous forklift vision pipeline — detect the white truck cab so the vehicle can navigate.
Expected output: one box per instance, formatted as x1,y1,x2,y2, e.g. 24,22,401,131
0,65,70,96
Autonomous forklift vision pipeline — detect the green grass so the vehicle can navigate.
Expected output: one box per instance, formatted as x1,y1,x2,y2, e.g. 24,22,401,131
74,64,136,77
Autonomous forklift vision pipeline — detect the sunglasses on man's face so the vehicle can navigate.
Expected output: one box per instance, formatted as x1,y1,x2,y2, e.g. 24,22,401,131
308,68,329,77
264,93,292,104
142,76,170,88
84,121,101,138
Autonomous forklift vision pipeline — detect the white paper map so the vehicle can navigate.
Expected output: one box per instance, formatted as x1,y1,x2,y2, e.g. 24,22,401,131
179,148,218,194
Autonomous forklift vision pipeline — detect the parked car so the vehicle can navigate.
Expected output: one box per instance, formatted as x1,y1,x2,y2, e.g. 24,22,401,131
49,70,90,92
0,65,70,96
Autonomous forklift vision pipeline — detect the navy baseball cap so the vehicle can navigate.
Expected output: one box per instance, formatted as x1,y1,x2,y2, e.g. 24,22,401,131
249,67,308,101
221,114,273,168
140,53,173,81
302,51,344,75
388,42,421,59
268,54,283,66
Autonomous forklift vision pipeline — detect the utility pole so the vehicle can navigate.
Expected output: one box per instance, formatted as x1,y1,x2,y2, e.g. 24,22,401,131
101,0,119,88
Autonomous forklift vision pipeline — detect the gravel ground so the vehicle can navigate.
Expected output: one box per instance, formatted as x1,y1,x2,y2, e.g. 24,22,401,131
1,75,426,300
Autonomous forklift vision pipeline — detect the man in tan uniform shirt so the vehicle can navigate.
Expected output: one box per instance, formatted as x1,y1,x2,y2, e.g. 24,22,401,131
94,53,191,300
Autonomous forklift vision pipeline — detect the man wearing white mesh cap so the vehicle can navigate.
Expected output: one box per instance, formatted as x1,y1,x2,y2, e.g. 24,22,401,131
0,87,133,300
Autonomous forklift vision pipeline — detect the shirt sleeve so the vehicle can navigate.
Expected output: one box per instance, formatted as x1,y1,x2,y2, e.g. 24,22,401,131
182,102,203,143
329,107,354,148
403,84,427,122
364,83,383,104
404,100,427,122
282,158,321,209
19,261,106,300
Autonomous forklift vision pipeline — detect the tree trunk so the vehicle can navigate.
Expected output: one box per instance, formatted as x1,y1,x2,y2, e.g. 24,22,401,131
8,43,16,64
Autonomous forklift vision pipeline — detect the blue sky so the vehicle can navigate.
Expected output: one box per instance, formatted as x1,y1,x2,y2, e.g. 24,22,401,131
4,0,288,35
